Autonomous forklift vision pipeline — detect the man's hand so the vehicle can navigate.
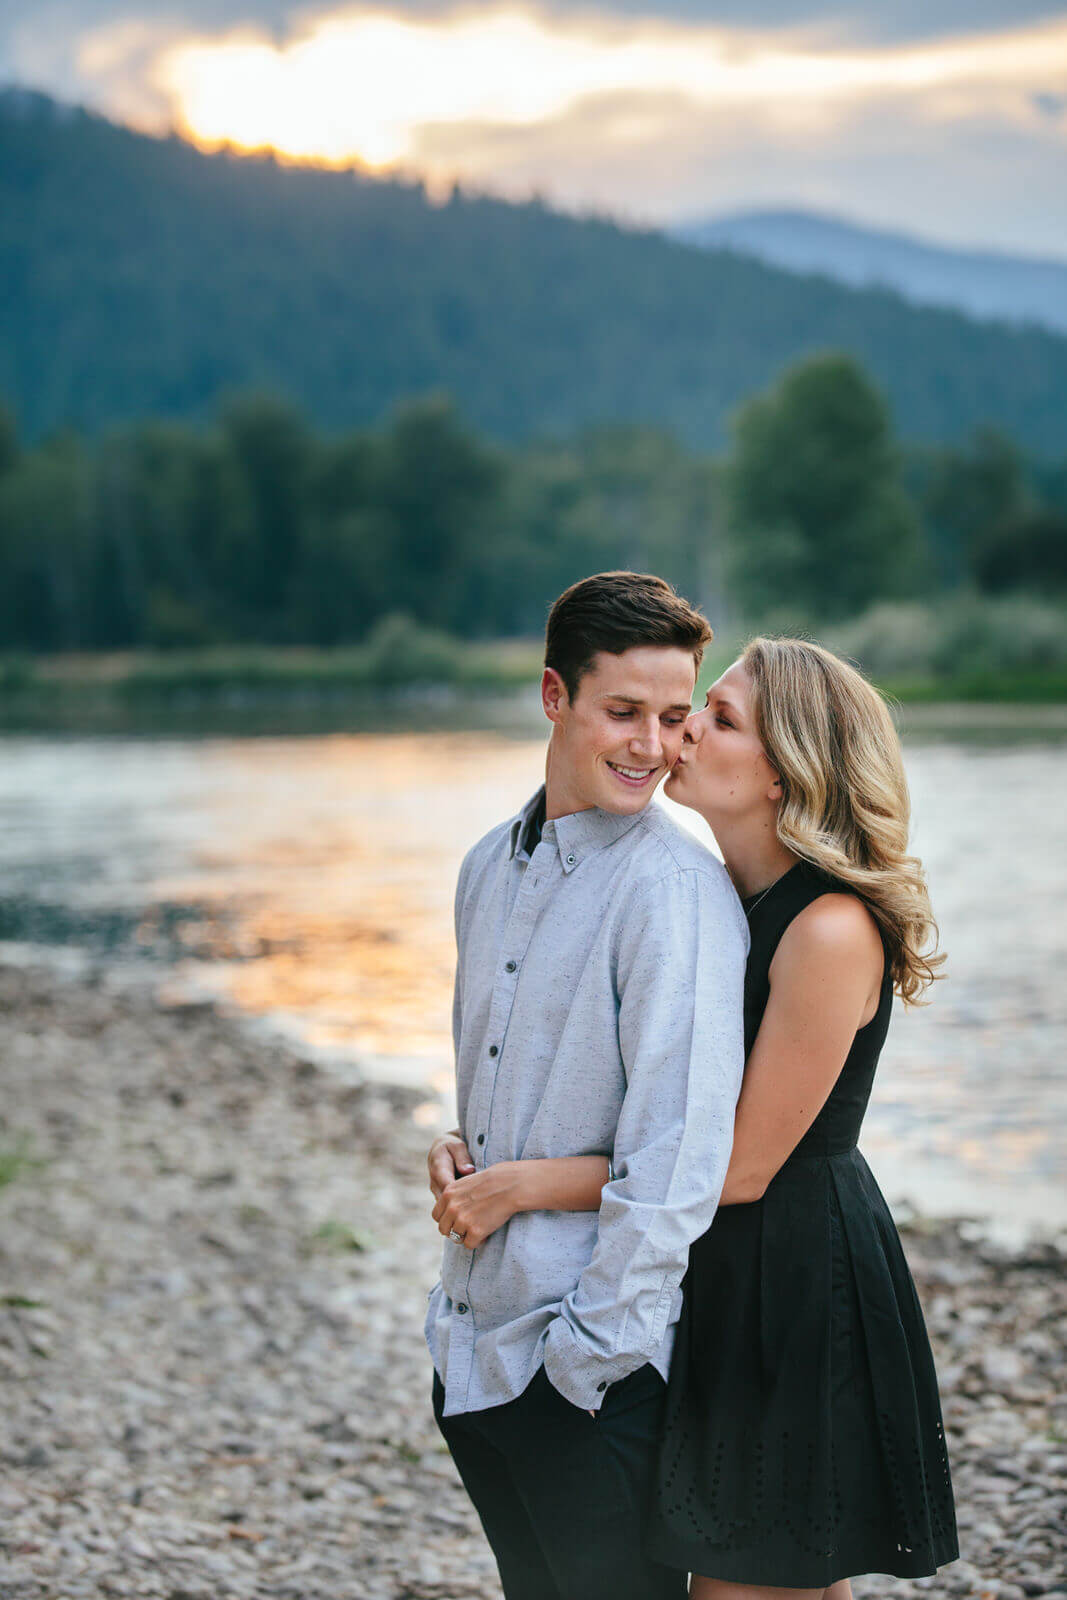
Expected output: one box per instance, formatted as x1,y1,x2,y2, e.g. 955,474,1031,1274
432,1162,529,1249
427,1129,476,1202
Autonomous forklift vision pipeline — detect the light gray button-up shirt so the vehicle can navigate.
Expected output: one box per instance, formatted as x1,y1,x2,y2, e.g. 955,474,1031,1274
426,787,748,1418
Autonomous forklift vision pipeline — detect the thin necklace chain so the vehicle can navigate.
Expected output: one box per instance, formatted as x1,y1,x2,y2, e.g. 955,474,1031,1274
744,880,777,918
744,862,798,918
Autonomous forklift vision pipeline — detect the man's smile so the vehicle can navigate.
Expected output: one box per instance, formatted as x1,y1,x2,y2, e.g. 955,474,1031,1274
605,761,659,787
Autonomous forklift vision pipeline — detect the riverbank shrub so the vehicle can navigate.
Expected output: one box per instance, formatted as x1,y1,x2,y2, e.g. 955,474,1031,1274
829,595,1067,683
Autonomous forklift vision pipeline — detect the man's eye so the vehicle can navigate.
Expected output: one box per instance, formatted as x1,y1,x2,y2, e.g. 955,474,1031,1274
663,717,685,727
608,710,633,719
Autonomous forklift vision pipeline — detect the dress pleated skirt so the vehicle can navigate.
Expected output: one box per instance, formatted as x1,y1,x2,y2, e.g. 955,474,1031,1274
648,1147,959,1586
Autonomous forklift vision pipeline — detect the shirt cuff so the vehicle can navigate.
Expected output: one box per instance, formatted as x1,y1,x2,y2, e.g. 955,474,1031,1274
542,1315,641,1411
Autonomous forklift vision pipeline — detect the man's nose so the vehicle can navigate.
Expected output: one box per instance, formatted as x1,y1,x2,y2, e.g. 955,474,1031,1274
629,718,664,760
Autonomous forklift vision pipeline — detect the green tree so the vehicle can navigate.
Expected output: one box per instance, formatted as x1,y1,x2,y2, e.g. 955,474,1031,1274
375,396,504,631
922,428,1027,590
0,435,92,649
920,428,1067,597
0,402,18,478
972,507,1067,595
220,394,313,632
495,426,727,633
292,430,390,642
725,354,926,619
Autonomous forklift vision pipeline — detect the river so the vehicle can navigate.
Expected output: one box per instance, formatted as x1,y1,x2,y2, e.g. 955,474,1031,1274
1,718,1064,1237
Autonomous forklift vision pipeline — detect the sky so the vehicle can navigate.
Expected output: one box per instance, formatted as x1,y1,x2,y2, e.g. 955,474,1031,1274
2,0,1066,257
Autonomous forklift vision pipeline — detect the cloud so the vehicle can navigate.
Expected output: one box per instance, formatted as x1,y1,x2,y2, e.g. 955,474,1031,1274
3,0,1065,106
404,80,1067,256
3,0,1066,255
146,7,1067,165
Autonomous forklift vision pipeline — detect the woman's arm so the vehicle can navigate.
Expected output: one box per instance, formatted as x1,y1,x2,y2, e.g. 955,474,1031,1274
719,894,884,1204
429,895,881,1235
431,1155,610,1249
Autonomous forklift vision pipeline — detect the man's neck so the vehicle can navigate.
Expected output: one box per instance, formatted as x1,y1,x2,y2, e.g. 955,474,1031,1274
544,790,596,823
543,744,596,823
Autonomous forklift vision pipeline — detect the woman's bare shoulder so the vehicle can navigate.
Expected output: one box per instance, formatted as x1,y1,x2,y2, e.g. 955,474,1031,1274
773,891,883,981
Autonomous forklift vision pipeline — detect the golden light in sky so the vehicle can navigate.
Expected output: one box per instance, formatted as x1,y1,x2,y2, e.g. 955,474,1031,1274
149,6,1067,174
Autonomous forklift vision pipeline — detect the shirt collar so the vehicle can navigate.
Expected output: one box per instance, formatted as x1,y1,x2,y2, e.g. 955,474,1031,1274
509,785,647,873
509,787,547,863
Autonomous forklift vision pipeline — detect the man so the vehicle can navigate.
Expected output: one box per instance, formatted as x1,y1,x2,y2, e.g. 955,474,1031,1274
425,571,748,1600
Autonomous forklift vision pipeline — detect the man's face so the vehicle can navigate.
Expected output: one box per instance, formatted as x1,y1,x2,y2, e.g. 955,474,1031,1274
543,646,697,816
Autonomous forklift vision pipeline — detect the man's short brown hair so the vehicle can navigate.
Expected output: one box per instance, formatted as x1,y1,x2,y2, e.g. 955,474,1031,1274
544,572,713,700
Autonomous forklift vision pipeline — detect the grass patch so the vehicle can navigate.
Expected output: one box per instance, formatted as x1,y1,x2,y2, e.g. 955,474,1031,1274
309,1219,375,1253
0,1137,43,1189
67,619,542,699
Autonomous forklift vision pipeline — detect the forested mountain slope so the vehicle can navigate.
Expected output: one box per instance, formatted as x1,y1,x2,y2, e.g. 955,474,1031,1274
4,88,1067,450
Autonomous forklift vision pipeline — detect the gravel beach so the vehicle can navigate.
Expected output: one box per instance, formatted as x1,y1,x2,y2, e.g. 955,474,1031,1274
1,964,1064,1600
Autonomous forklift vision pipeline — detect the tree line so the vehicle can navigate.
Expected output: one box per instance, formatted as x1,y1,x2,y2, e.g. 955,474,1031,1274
0,353,1064,654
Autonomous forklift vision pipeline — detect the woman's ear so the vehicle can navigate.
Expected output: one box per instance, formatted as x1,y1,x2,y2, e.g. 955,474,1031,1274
541,667,569,725
767,769,784,802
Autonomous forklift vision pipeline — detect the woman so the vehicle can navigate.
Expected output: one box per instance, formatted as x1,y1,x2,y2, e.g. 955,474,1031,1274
430,637,958,1593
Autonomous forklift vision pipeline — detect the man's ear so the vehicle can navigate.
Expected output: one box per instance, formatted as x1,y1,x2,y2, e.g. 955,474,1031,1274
541,667,569,725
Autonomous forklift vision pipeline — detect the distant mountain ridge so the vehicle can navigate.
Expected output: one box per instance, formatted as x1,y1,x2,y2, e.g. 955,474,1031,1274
673,209,1067,335
3,89,1067,451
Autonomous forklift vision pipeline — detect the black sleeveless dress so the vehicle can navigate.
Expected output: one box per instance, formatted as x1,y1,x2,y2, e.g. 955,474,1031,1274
648,862,958,1585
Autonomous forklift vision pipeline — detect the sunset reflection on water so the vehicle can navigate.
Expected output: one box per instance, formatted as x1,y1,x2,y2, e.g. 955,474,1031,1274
1,726,1064,1231
149,733,548,1073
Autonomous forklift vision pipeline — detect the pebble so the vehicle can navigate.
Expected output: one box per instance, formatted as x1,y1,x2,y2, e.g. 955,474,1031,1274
983,1349,1027,1387
0,963,1064,1600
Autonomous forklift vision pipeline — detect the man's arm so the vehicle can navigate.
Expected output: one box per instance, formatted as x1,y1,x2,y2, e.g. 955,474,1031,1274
427,1129,477,1201
542,867,748,1410
433,842,478,1192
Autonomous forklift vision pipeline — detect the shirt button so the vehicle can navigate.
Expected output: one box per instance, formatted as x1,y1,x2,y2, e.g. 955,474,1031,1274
504,960,517,973
596,1381,607,1392
566,853,576,866
488,1044,499,1057
456,1303,468,1314
476,1133,485,1145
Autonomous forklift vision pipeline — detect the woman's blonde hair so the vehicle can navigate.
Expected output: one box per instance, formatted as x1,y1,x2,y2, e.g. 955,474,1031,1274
742,636,943,1003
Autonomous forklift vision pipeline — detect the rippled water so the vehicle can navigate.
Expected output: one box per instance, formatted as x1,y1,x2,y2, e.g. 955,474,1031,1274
1,727,1064,1233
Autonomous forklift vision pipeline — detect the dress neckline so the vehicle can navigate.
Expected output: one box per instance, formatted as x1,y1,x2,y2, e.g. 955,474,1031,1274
740,861,803,913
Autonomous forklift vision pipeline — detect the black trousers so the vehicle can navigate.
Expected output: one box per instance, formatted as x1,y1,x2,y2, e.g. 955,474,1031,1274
433,1362,685,1600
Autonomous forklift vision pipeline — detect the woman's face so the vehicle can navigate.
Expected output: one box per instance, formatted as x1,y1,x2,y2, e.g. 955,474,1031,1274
665,660,782,823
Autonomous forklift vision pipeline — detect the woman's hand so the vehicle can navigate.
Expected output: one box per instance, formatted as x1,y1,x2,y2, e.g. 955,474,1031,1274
431,1154,612,1247
432,1162,530,1249
427,1128,476,1201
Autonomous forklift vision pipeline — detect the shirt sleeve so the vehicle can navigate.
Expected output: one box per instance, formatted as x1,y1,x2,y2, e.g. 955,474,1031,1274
541,866,748,1410
451,844,478,1070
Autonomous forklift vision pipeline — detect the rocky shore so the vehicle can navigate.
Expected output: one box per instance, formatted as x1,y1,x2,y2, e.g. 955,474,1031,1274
1,964,1064,1600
